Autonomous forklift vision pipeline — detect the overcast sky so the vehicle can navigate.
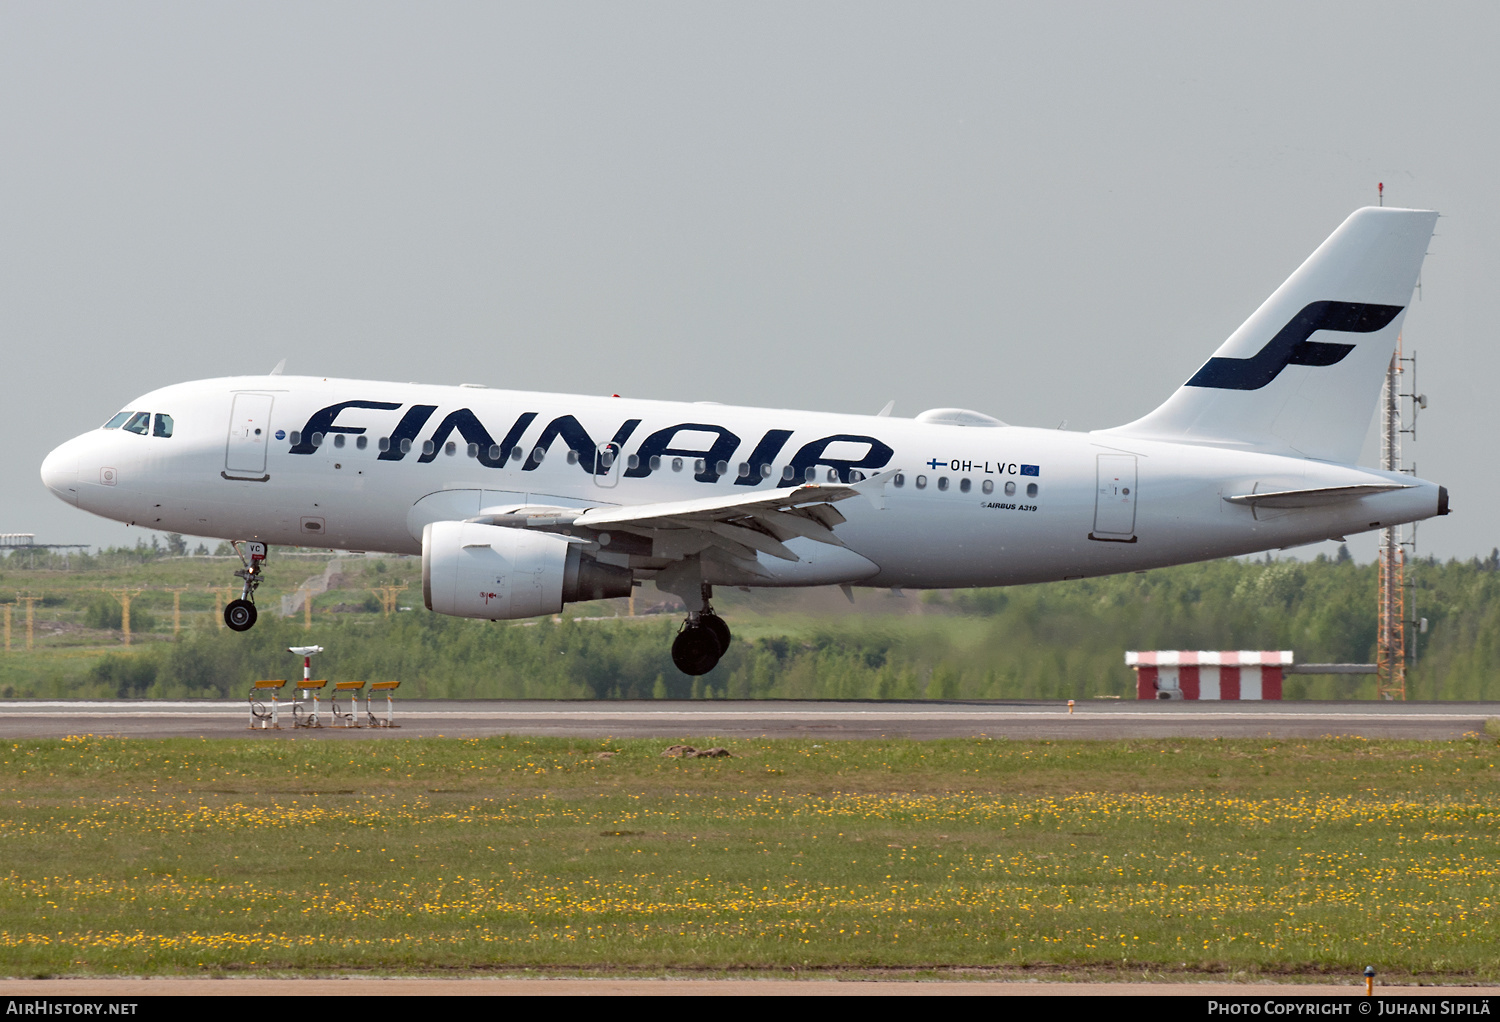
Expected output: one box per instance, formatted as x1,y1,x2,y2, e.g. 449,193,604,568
3,2,1496,563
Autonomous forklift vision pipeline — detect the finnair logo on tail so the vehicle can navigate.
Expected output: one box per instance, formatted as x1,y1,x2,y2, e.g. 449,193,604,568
1185,301,1404,391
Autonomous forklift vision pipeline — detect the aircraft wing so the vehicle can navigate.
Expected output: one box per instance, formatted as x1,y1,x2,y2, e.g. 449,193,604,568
471,471,895,572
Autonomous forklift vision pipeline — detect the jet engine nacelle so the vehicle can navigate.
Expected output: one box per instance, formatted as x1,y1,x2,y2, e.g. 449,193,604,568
422,521,633,620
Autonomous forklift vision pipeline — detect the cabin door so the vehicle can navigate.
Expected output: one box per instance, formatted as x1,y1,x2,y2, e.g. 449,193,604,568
226,393,274,476
1091,454,1138,541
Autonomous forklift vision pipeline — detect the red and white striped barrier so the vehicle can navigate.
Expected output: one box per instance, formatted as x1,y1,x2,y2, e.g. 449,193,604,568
1125,650,1293,700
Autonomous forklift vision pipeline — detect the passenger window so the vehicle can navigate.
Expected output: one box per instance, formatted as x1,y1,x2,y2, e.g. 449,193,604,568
333,434,346,449
445,441,456,456
566,450,579,465
915,475,927,489
122,412,150,435
737,462,749,479
717,460,729,477
695,459,706,474
289,431,301,446
152,413,174,438
421,440,435,456
358,436,370,451
467,443,478,458
1027,482,1039,498
650,456,662,471
1004,481,1016,496
760,463,772,478
103,412,133,430
400,438,412,454
782,466,795,482
804,466,817,482
379,437,391,452
893,473,905,488
488,444,501,460
311,432,325,447
510,447,523,462
672,458,684,472
959,478,971,493
628,454,640,470
982,479,994,495
938,477,950,491
827,468,839,482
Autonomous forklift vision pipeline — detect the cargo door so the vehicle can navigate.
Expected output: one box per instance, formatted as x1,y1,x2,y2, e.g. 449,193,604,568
225,393,274,476
1091,453,1138,541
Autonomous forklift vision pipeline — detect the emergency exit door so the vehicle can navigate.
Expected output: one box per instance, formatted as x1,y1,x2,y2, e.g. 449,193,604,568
1091,454,1138,541
594,442,622,488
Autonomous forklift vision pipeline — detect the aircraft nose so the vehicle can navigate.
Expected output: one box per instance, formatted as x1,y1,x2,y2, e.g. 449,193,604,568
40,440,80,506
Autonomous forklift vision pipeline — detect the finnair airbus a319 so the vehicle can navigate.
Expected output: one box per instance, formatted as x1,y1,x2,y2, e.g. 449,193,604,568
41,207,1447,674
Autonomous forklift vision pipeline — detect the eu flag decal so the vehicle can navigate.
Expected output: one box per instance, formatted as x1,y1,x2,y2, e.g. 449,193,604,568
1020,464,1040,476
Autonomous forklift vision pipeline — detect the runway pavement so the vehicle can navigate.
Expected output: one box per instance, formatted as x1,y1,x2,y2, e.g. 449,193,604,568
0,698,1494,740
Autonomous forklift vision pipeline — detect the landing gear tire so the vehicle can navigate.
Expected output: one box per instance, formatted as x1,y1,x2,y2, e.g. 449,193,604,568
224,599,258,632
700,613,731,655
672,623,722,676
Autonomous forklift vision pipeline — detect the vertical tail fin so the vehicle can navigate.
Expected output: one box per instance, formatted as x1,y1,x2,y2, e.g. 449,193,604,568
1107,207,1438,464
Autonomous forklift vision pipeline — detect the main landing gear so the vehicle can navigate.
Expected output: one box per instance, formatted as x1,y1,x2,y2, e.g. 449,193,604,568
224,541,267,632
671,585,732,676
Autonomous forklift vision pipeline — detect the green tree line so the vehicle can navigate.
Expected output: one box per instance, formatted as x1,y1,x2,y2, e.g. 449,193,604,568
74,551,1500,701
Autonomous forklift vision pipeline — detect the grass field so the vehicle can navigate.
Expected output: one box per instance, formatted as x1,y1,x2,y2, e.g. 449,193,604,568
1,734,1497,981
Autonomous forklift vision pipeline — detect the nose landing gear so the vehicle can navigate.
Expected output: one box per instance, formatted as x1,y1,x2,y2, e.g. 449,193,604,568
670,584,732,676
224,541,267,632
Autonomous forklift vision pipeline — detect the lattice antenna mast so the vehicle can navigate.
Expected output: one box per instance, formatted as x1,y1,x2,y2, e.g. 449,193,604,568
1376,348,1404,700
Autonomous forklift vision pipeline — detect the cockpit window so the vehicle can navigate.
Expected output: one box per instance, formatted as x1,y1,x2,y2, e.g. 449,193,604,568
103,412,133,429
121,412,151,435
153,413,174,438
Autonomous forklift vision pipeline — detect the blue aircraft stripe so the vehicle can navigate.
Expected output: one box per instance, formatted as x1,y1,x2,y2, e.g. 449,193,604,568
1185,301,1404,391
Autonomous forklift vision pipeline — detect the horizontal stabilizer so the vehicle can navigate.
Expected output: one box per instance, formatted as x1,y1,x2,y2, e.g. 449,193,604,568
1223,483,1413,509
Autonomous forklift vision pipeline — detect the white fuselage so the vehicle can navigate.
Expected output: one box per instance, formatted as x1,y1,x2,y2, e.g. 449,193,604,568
40,375,1443,591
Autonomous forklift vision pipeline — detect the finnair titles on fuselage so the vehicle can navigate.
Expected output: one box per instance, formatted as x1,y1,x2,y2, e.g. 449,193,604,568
41,207,1449,674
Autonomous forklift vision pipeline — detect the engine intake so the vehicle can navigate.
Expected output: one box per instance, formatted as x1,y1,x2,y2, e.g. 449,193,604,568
422,521,632,620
